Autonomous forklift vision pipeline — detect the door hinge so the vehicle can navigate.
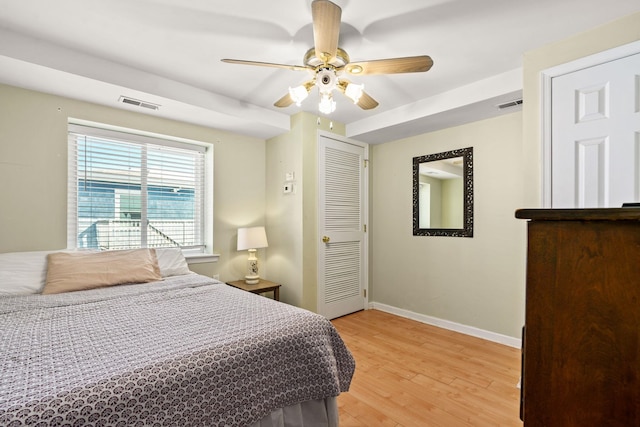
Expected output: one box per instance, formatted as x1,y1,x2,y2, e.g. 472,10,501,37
363,289,367,298
363,224,367,232
364,159,369,168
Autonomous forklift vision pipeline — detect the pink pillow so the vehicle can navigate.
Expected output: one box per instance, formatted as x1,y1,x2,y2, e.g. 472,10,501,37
43,249,162,295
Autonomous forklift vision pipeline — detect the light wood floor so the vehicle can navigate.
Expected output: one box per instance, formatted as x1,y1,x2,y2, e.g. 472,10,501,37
332,310,523,426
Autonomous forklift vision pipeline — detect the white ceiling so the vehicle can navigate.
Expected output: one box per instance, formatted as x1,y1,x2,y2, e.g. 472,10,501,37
0,0,638,144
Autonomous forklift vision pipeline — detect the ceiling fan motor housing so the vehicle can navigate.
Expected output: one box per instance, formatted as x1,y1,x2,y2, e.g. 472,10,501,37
316,67,337,94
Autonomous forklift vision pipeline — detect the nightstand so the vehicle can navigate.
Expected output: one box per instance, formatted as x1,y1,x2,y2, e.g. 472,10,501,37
226,279,281,301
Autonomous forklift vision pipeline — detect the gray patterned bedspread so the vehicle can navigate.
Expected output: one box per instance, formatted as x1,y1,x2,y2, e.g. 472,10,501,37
0,274,355,426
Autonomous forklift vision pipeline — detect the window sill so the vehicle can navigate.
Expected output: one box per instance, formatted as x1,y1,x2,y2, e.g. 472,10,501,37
185,253,220,264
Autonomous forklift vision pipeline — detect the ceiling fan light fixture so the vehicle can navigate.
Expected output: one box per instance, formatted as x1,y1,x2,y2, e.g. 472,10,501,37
316,67,337,94
288,85,309,106
318,93,336,114
345,82,364,103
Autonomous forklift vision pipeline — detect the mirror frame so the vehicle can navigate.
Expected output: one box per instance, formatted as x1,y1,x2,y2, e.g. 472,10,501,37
412,147,473,237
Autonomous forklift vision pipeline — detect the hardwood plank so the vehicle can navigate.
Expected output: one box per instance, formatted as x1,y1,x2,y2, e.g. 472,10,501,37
333,310,523,426
338,392,401,427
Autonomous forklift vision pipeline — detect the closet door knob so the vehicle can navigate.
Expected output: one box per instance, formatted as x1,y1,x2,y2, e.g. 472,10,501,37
322,236,330,243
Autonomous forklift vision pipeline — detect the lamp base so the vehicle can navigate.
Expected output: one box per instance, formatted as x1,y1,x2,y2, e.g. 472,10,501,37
245,275,260,285
245,249,260,285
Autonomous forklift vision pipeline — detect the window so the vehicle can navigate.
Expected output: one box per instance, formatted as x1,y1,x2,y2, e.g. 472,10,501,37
68,123,212,255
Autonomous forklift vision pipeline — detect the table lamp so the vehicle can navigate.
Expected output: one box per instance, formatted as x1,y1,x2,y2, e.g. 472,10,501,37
237,226,268,284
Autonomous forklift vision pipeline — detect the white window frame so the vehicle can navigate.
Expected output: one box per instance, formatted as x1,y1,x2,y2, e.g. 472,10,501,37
67,120,218,263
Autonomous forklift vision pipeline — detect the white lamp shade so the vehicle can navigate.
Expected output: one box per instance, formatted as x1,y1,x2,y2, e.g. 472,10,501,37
237,226,268,251
288,85,309,106
318,93,336,114
345,82,364,103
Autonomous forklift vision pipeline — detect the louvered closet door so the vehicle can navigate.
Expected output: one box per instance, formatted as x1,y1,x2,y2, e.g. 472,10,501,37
318,133,367,319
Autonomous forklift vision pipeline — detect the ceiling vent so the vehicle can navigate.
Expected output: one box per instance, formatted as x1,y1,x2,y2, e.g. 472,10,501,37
118,96,160,110
497,98,523,110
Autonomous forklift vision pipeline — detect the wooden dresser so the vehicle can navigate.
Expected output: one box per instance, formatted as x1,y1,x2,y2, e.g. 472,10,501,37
516,208,640,426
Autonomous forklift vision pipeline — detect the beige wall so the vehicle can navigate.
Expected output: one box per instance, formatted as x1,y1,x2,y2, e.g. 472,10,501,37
265,114,304,306
0,83,266,281
371,112,526,338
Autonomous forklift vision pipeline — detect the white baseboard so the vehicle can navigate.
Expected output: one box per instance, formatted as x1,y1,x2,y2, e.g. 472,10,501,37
368,302,522,349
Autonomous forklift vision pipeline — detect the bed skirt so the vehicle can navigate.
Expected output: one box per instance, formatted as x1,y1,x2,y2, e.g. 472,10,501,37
250,397,338,427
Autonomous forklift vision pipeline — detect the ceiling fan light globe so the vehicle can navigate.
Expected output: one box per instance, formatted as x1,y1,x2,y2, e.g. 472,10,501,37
289,85,309,106
345,82,364,103
319,93,336,114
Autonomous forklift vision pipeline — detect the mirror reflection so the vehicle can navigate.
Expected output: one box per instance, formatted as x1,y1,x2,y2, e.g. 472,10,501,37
413,147,473,237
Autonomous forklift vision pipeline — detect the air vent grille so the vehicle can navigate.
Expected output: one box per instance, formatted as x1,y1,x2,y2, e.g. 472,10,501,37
118,96,160,110
497,99,523,110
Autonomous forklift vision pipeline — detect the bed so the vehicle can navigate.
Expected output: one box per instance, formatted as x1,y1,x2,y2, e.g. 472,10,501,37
0,248,355,427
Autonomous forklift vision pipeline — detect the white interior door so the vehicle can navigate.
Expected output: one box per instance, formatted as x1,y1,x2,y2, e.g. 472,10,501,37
551,52,640,208
317,133,367,319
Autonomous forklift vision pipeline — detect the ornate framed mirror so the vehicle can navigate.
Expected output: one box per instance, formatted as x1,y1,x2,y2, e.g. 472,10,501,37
412,147,473,237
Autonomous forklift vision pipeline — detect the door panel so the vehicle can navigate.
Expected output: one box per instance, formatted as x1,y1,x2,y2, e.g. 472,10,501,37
551,53,640,208
318,133,367,319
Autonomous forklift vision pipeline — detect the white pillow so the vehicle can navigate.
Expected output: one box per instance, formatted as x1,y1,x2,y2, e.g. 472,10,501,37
0,250,59,294
155,248,191,277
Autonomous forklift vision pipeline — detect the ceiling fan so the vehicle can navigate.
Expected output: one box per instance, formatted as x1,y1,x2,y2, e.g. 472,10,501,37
221,0,433,114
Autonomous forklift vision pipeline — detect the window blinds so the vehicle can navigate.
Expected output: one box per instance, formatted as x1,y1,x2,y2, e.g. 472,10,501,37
68,124,206,251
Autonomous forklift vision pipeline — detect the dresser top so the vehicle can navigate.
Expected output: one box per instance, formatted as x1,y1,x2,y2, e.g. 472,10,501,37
516,208,640,221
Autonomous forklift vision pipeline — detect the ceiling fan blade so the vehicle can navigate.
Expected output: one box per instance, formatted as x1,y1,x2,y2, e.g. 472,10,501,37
311,0,341,63
221,58,309,72
344,55,434,75
274,93,295,108
356,91,379,110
